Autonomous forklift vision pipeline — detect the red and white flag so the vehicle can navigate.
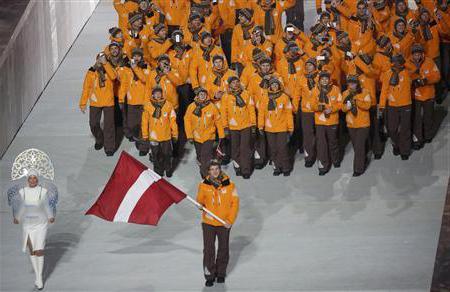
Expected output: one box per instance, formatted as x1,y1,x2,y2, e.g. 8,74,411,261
86,151,186,225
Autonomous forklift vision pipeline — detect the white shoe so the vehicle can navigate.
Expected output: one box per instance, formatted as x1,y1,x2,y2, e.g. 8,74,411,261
34,280,43,290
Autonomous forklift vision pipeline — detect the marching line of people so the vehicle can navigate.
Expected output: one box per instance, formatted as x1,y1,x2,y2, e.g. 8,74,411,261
79,0,449,180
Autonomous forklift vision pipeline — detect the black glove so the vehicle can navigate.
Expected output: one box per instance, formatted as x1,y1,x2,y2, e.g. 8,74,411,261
258,128,265,137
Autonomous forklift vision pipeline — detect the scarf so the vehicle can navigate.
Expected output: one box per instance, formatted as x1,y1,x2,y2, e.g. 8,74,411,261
268,90,282,111
389,67,404,86
420,21,433,41
319,85,331,117
306,72,317,90
259,73,271,89
174,44,187,59
286,54,301,74
260,1,275,35
241,21,254,40
155,66,165,84
230,87,246,107
95,64,106,88
151,100,165,118
213,67,227,86
189,24,201,42
344,89,360,116
193,100,209,117
200,44,214,62
207,173,224,188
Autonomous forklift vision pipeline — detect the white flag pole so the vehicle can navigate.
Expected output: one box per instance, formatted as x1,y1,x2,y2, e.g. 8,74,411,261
185,195,228,226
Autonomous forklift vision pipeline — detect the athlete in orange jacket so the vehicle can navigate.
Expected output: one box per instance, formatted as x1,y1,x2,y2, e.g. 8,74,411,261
197,160,239,287
257,77,294,176
298,58,319,167
221,76,257,178
341,75,371,176
141,86,178,176
79,53,118,156
184,88,225,177
189,31,227,89
406,44,441,149
118,48,150,142
250,0,297,42
379,54,412,160
310,71,342,175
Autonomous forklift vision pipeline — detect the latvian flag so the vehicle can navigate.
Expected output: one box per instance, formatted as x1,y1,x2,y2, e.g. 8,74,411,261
86,151,186,225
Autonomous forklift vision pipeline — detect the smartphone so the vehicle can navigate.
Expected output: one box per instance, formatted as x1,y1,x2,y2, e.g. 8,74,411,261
286,27,295,32
212,0,218,4
317,55,326,61
175,35,181,42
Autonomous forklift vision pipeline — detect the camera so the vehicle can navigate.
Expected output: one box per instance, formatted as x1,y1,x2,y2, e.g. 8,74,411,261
175,35,181,43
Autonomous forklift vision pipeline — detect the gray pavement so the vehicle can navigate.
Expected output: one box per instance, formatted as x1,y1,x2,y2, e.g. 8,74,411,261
0,1,449,291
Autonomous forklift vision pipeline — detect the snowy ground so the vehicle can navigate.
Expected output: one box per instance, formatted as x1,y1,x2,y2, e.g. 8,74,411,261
1,1,449,291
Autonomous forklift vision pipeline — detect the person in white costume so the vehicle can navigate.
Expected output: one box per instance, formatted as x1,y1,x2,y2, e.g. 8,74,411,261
7,169,58,290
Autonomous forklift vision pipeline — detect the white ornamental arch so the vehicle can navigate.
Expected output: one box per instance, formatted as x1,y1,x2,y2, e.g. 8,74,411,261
11,149,55,181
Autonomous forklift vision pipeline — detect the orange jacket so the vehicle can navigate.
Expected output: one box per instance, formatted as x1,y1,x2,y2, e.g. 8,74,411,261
197,174,239,227
168,48,193,83
189,45,227,89
240,65,259,89
250,0,296,42
406,57,441,101
372,51,392,80
231,23,255,64
118,65,150,105
379,69,412,108
341,88,371,128
146,39,172,68
297,73,319,113
342,56,378,106
218,0,251,30
113,0,139,32
79,63,117,108
205,69,237,104
437,9,450,43
389,9,417,31
310,85,342,126
221,89,256,131
417,22,441,59
277,56,304,103
144,69,182,108
123,30,143,59
247,72,284,106
241,39,274,68
155,0,189,27
183,26,208,49
141,100,178,141
257,92,294,133
273,38,304,70
372,5,392,34
345,19,376,56
184,101,225,143
387,31,415,59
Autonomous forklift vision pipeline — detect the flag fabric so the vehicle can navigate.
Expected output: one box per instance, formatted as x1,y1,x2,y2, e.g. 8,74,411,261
86,151,186,225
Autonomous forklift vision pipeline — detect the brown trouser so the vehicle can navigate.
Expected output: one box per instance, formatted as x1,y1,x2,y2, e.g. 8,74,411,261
301,112,316,163
230,127,253,175
202,223,231,281
266,132,291,172
150,140,173,176
316,124,339,171
254,131,267,167
194,140,215,178
387,105,411,156
413,99,434,144
348,127,370,174
292,108,303,152
122,104,142,140
89,106,115,153
369,106,385,157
